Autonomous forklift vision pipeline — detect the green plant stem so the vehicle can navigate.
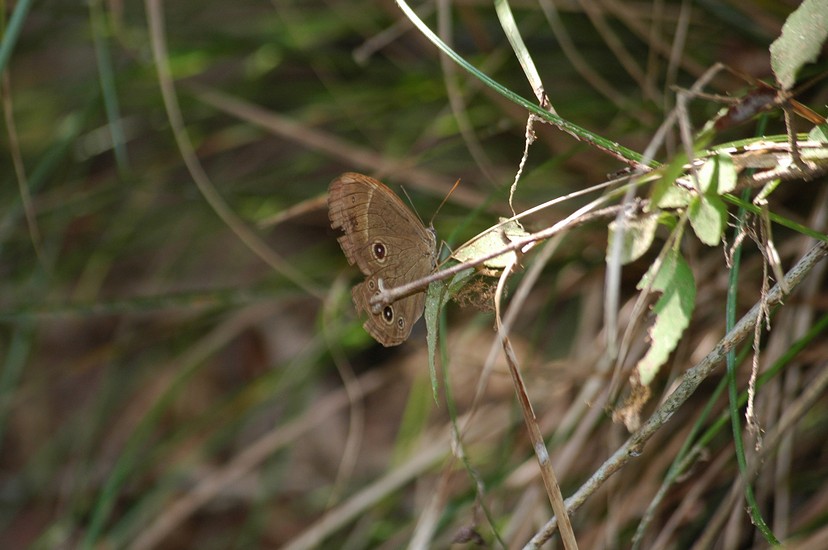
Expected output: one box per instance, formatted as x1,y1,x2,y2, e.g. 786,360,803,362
89,0,129,175
726,194,779,545
0,0,34,74
722,194,828,243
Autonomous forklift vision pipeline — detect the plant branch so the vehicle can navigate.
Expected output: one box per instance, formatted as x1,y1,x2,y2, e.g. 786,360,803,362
524,240,828,548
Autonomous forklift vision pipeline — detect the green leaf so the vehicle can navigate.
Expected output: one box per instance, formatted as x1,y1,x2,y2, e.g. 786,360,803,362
425,279,448,402
657,185,693,209
494,0,544,102
697,151,737,196
607,213,659,265
425,269,474,401
689,195,726,246
769,0,828,90
716,152,737,194
448,267,475,296
649,152,689,210
697,157,717,194
698,152,737,195
452,218,530,271
635,251,696,386
687,153,733,247
809,123,828,143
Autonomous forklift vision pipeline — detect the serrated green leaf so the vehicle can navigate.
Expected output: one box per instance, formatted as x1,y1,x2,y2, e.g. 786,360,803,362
607,212,659,265
689,195,726,246
635,251,696,385
769,0,828,90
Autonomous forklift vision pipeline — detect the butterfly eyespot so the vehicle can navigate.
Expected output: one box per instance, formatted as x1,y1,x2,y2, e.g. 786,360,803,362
382,306,394,323
373,242,387,261
368,280,376,291
397,317,405,329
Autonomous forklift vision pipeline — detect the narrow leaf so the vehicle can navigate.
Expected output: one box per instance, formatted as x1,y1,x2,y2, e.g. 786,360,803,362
809,123,828,143
494,0,545,103
425,269,474,401
425,280,448,402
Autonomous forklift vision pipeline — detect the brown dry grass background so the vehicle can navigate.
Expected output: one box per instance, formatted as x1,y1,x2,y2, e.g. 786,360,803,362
0,1,827,548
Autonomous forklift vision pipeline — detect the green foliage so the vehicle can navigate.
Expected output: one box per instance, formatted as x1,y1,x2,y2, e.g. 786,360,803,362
650,152,691,209
452,218,530,269
634,250,696,386
810,123,828,142
770,0,828,89
425,268,474,401
688,194,726,246
607,213,658,265
688,152,737,246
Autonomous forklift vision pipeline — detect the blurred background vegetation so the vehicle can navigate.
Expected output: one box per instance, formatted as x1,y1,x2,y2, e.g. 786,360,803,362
1,0,826,548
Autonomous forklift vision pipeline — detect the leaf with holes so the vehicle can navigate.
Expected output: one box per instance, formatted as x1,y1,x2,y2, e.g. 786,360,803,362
635,250,696,386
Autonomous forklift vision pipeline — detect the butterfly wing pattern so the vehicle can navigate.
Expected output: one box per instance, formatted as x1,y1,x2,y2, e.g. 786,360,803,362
328,173,437,346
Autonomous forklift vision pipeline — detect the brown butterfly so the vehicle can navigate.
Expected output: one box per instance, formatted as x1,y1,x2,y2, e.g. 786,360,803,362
328,173,437,346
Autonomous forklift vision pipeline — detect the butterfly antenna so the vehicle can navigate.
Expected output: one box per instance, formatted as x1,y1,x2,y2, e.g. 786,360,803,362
398,186,428,228
429,178,461,227
399,178,461,228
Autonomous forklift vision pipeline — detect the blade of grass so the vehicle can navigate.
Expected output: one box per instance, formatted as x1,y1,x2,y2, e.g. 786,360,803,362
0,0,34,74
80,306,278,548
493,0,550,108
395,0,650,168
632,303,828,547
89,0,129,175
145,0,323,300
725,190,778,543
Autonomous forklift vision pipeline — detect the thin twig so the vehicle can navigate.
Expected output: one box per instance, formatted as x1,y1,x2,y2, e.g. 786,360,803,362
494,253,578,549
691,359,828,549
370,202,633,309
